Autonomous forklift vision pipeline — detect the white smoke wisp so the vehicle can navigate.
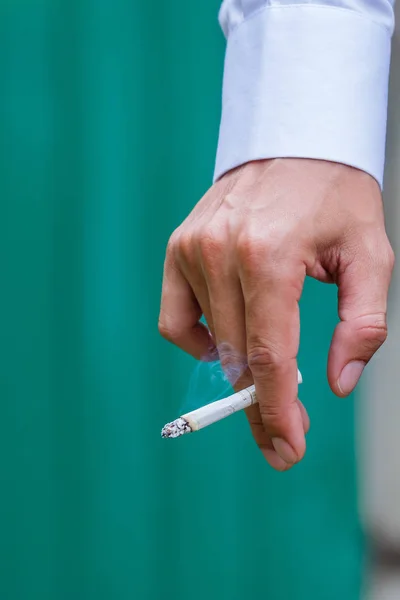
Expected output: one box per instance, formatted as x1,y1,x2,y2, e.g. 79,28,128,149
180,343,249,414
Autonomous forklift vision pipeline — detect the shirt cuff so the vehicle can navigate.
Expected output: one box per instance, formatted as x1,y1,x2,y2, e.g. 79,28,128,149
214,5,392,188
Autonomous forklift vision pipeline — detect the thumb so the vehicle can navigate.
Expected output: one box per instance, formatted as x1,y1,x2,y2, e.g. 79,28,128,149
328,247,394,397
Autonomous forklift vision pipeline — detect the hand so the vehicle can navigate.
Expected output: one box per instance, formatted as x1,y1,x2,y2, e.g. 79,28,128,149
158,159,394,470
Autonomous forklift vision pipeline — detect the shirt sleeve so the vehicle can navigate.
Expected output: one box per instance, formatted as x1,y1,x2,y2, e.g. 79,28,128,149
214,0,396,188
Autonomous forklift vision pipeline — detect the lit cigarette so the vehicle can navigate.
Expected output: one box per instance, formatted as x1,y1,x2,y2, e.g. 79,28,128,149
161,369,302,439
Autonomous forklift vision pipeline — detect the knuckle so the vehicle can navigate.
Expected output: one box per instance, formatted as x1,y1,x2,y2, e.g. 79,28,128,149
260,404,287,437
361,234,395,274
167,228,180,248
362,322,388,346
157,318,172,341
357,315,388,354
199,227,225,262
386,245,395,272
247,343,283,376
158,315,183,343
176,230,195,262
237,228,296,275
375,242,395,273
259,404,285,423
237,234,266,272
166,230,179,258
258,405,293,442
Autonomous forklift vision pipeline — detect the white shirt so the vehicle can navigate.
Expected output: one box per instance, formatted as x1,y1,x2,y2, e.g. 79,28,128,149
215,0,396,188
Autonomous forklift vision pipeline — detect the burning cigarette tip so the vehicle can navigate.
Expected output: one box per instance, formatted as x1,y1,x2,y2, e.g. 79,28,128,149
161,417,192,439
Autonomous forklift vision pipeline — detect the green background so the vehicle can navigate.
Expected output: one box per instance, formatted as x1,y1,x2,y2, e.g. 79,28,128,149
0,1,363,598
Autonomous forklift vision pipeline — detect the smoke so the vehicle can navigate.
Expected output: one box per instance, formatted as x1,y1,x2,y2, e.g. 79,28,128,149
180,343,249,413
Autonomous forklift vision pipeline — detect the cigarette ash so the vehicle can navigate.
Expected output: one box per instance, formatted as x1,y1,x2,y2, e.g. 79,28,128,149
161,417,192,439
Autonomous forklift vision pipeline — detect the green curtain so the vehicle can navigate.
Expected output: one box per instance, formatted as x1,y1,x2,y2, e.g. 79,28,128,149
0,1,364,599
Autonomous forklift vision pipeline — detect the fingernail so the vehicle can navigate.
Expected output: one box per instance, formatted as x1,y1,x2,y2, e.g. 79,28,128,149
262,449,291,472
271,438,298,465
338,360,365,395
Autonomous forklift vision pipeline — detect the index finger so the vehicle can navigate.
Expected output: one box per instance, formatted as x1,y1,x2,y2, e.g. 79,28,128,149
159,253,215,360
240,255,306,465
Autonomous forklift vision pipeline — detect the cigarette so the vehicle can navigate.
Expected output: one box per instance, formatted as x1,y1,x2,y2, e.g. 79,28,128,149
161,369,302,439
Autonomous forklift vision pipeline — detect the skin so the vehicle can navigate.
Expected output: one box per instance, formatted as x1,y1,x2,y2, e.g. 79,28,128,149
159,158,394,471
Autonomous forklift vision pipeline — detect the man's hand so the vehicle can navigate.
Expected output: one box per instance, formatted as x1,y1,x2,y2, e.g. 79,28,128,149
158,159,394,470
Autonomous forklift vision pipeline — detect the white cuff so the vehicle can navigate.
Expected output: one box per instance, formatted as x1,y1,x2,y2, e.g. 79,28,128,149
214,5,392,188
